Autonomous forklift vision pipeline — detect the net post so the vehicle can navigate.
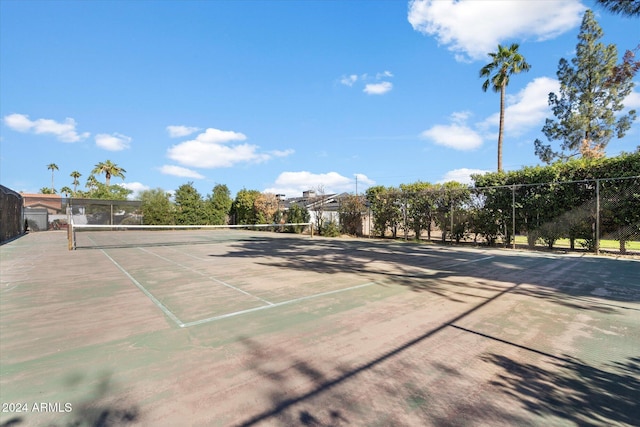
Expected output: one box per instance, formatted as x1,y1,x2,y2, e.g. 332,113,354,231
68,220,74,250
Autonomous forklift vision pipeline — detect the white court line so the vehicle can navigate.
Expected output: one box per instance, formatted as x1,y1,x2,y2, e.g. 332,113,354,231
100,249,185,327
138,247,275,306
181,281,377,328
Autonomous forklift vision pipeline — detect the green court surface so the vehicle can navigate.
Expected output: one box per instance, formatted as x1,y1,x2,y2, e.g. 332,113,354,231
1,230,639,426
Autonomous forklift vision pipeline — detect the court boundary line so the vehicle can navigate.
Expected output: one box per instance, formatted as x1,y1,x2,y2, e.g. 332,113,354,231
180,281,378,328
100,249,184,327
138,247,275,306
99,247,498,329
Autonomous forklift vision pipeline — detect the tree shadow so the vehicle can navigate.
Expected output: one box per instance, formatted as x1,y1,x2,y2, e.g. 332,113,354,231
484,353,640,426
215,236,640,305
0,372,139,427
233,281,536,426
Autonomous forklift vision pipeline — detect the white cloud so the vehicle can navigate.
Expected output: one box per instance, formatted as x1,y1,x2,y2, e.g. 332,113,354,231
624,89,640,109
3,113,90,142
167,125,201,138
166,127,290,168
364,81,393,95
420,112,483,150
438,168,489,185
408,0,585,62
159,165,205,179
95,133,132,151
119,182,150,199
340,74,358,86
270,149,295,157
480,77,560,136
341,71,394,94
264,171,375,196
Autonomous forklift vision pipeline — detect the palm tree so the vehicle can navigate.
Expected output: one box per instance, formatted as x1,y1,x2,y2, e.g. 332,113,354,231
91,160,126,187
70,171,82,194
47,163,59,192
60,186,73,197
85,175,99,192
480,43,531,171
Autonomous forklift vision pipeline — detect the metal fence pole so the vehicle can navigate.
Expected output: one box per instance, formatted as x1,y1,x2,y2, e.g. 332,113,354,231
512,184,516,249
595,179,600,255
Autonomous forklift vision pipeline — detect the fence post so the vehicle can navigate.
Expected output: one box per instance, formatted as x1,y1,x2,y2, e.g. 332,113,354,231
512,184,516,249
595,179,600,255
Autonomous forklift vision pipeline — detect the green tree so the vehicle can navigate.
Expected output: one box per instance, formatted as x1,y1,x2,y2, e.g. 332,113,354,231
70,171,82,195
47,163,59,193
535,10,637,163
338,194,365,236
91,160,126,187
285,204,310,233
174,182,205,224
480,43,531,171
365,185,401,238
432,182,471,243
400,181,436,240
205,184,232,225
231,189,261,225
140,188,175,225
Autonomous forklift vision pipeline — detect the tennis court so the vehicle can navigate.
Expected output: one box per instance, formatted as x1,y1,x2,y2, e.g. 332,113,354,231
1,229,639,426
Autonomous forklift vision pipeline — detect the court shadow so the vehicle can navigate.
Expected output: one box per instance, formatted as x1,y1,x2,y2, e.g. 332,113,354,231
216,236,640,305
233,282,536,426
0,372,139,427
483,353,640,426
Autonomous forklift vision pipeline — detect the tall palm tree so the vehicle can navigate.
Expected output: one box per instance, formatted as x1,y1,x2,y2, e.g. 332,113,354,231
91,160,126,187
70,171,82,194
47,163,59,192
480,43,531,171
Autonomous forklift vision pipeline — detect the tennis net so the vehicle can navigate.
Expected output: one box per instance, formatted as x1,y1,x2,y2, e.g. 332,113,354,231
69,222,313,250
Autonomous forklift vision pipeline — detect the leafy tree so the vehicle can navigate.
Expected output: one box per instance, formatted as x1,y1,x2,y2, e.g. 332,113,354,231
91,160,126,187
365,185,401,238
432,182,471,243
231,189,261,225
535,10,637,163
338,194,365,236
84,182,132,200
47,163,59,193
70,170,82,195
140,188,175,225
285,204,310,233
254,193,279,224
400,181,436,240
480,43,531,171
205,184,232,225
174,182,205,224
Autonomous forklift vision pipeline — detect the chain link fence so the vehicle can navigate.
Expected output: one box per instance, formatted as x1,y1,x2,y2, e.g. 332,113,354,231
65,198,142,226
1,185,24,243
367,176,640,256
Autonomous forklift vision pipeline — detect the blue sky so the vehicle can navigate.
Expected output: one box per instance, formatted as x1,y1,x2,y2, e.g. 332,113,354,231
1,0,639,200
